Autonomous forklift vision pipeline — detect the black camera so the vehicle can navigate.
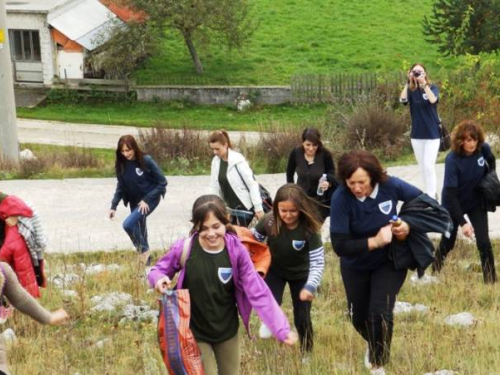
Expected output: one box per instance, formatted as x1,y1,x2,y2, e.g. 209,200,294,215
412,71,422,77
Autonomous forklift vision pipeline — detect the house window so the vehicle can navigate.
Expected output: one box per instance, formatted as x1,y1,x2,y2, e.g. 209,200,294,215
8,30,41,62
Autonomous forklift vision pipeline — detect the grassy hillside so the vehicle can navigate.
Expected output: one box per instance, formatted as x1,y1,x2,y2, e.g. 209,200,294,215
8,242,500,374
134,0,459,85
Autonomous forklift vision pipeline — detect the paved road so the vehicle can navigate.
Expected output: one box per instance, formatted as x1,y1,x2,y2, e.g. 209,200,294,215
17,119,261,148
6,118,500,253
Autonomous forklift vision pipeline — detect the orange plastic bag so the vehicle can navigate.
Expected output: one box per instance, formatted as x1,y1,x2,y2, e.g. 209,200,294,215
158,290,205,375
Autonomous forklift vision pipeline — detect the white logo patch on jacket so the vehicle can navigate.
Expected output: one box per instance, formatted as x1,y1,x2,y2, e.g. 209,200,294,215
292,240,306,251
423,93,429,101
478,157,485,167
218,267,233,284
378,200,393,215
135,168,144,176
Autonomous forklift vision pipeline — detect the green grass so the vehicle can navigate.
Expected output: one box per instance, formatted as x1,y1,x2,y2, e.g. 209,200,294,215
7,241,500,374
134,0,460,85
17,103,327,130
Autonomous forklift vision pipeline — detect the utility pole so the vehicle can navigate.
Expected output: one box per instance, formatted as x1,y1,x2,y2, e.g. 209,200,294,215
0,0,19,163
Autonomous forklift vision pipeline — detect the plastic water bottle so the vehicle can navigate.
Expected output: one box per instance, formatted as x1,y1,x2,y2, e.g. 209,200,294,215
317,174,327,196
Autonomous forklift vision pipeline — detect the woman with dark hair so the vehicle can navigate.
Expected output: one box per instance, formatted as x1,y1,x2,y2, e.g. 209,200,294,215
286,128,336,220
253,183,324,356
148,194,297,375
109,135,167,265
209,130,264,227
400,63,441,198
330,150,422,375
434,120,497,283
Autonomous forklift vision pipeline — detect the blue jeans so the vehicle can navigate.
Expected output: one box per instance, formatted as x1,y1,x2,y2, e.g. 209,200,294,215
122,198,160,253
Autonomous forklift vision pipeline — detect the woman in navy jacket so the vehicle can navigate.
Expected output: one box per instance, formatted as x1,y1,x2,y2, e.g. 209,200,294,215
434,120,497,283
109,135,167,265
330,150,421,374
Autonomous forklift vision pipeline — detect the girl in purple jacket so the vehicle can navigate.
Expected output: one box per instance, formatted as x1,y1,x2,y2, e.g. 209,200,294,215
148,195,297,375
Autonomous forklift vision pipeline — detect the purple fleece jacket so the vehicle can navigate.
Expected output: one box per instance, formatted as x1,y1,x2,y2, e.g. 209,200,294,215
148,232,291,342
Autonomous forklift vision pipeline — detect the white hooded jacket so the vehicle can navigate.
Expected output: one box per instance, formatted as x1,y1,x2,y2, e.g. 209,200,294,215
210,149,263,212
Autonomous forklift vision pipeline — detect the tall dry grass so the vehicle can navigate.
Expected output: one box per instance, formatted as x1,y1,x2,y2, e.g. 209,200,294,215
5,240,500,374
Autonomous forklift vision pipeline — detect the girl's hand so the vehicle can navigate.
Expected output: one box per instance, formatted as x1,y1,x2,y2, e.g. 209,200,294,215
138,200,150,215
108,210,116,220
254,211,265,220
49,309,69,325
5,216,19,227
461,223,474,238
155,276,172,294
299,288,314,301
283,331,298,346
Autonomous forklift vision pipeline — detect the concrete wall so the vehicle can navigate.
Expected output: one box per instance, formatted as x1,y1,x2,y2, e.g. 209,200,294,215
6,13,55,85
136,86,292,105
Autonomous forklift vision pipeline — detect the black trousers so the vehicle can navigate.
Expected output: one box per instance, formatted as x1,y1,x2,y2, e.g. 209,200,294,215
265,268,313,353
340,261,407,367
435,206,497,283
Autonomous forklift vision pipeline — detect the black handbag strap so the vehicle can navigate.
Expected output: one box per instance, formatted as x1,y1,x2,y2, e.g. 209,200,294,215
234,164,253,192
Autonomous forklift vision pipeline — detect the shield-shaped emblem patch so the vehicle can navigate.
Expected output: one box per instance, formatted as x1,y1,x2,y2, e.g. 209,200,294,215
378,200,392,215
292,240,306,251
218,267,233,284
478,157,485,167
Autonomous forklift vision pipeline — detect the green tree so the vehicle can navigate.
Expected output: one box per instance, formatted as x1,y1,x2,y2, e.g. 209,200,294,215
90,21,159,87
130,0,257,75
422,0,500,56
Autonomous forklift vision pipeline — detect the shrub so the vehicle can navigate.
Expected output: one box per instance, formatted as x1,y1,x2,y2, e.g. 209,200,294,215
340,99,410,160
137,127,212,173
17,158,47,179
250,124,302,173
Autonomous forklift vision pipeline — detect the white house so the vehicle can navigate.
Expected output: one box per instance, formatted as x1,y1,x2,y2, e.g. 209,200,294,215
6,0,123,85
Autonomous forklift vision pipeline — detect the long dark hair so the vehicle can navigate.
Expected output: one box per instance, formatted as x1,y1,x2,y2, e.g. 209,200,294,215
301,127,324,153
271,184,322,236
190,195,236,235
115,135,146,175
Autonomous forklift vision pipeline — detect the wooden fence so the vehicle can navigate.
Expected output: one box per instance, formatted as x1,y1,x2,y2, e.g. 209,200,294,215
291,72,405,104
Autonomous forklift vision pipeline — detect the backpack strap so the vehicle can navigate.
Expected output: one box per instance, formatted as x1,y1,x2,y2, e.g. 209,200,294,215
179,236,192,268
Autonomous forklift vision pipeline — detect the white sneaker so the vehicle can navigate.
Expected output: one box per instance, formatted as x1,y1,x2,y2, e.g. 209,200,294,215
364,345,372,370
258,323,272,339
370,367,386,375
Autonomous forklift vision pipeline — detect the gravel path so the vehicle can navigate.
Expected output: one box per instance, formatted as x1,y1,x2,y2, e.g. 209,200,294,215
5,118,498,253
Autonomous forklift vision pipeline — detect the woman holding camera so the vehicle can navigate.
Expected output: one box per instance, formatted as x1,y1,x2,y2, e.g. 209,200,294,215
400,63,441,199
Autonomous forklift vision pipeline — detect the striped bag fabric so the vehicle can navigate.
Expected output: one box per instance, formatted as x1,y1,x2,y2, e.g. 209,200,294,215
158,289,205,375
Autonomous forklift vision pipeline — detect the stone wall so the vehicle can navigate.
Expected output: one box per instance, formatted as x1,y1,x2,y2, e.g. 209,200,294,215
136,86,292,105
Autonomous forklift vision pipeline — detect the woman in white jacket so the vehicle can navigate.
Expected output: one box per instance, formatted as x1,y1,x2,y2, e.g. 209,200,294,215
209,130,264,227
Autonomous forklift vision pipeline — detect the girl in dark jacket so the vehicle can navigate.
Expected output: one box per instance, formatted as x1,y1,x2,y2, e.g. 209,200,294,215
434,120,497,283
286,128,336,221
109,135,167,266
